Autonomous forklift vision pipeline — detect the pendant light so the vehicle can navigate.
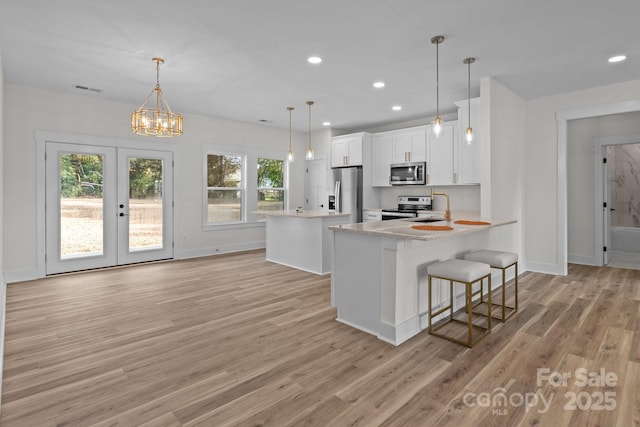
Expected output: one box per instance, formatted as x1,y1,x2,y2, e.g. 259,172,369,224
131,58,183,137
287,107,294,162
463,57,475,144
431,35,444,137
306,101,315,160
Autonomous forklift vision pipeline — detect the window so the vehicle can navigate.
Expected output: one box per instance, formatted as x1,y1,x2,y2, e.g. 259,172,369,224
204,147,288,228
206,153,243,223
257,158,284,220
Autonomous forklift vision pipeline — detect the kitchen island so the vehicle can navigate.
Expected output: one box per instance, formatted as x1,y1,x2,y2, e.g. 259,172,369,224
264,210,352,275
330,215,517,345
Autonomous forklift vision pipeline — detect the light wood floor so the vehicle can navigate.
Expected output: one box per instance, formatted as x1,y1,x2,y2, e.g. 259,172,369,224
1,250,639,426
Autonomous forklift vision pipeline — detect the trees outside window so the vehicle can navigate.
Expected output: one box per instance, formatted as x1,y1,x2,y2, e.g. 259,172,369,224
257,158,284,219
206,154,243,223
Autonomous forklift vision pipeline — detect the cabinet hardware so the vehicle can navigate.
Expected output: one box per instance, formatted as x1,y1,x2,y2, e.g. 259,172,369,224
453,172,458,184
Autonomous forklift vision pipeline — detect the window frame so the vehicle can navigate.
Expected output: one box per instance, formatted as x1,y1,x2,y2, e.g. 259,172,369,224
203,145,289,230
256,157,286,221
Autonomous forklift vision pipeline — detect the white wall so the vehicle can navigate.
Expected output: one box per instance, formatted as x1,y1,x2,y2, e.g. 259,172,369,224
484,78,527,261
567,111,640,262
525,78,640,273
3,84,308,280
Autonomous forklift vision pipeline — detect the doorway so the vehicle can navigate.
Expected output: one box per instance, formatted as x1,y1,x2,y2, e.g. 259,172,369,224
45,142,173,274
602,142,640,269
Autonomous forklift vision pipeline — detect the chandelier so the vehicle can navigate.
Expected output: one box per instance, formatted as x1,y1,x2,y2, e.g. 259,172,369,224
131,58,183,137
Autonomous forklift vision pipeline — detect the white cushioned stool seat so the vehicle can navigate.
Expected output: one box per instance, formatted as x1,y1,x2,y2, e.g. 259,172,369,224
464,249,518,268
427,259,490,283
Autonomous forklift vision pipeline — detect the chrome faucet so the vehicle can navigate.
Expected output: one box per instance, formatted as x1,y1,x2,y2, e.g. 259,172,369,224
430,188,451,221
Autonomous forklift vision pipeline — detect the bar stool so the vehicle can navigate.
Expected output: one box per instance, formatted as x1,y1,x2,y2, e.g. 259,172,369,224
464,250,518,322
427,259,492,347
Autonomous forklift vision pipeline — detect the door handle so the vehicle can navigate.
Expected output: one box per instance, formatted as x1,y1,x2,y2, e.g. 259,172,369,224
119,212,129,217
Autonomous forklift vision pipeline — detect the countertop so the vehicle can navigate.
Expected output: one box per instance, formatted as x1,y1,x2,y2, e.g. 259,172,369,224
262,210,352,219
329,213,516,241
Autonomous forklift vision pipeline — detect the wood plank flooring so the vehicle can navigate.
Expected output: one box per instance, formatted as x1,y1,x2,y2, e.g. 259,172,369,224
1,250,639,426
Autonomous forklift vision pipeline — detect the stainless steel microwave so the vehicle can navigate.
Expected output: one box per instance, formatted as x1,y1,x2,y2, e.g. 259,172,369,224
390,162,426,185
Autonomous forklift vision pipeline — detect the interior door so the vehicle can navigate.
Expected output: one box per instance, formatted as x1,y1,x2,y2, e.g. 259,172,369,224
46,143,173,274
305,159,326,210
603,147,611,265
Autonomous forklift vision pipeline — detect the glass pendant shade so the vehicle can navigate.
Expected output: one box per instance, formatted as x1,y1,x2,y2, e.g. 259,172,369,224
466,127,474,143
306,101,315,161
431,35,444,138
287,107,294,163
463,57,475,145
131,58,183,137
433,116,442,136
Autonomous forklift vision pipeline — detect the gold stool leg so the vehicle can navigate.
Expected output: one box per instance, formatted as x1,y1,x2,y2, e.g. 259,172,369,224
428,275,433,333
501,267,506,321
467,282,473,346
487,274,492,331
515,263,519,311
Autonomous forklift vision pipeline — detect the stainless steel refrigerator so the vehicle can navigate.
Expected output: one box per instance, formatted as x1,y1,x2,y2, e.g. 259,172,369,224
332,167,362,223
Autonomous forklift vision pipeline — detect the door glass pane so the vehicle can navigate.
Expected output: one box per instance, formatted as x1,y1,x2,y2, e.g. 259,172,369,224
60,153,104,259
128,157,163,251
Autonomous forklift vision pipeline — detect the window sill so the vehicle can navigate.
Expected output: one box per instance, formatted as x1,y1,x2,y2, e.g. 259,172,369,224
202,221,266,232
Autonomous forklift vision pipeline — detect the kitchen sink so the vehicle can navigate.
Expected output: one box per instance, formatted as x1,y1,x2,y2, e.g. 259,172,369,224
409,217,446,223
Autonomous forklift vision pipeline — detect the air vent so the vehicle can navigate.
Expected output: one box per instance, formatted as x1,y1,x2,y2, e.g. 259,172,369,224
74,85,102,93
259,119,274,123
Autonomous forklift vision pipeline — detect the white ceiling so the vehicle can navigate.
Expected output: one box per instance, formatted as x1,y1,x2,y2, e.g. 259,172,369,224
0,0,638,132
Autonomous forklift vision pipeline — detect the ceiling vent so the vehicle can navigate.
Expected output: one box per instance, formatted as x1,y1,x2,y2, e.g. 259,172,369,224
74,84,102,93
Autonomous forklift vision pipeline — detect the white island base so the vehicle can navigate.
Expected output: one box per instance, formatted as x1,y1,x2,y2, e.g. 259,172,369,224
331,218,518,346
265,210,352,275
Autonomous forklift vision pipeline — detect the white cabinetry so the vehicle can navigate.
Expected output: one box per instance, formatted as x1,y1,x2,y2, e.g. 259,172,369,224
371,133,393,187
455,98,481,184
427,121,456,185
427,112,480,186
331,133,366,168
391,126,427,163
371,126,427,187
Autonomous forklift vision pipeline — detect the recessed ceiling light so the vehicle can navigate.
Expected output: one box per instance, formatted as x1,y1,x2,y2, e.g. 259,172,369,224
308,56,322,64
322,122,331,126
392,105,402,111
373,81,385,89
608,55,627,63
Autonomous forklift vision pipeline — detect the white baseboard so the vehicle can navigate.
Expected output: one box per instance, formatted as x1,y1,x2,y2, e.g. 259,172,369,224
6,242,266,284
4,269,39,284
174,241,265,260
525,260,565,275
568,254,600,266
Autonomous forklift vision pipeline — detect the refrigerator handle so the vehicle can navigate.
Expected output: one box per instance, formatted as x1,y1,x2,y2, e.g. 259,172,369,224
334,180,341,213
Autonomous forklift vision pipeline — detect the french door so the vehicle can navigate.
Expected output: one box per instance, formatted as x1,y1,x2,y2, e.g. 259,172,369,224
45,143,173,274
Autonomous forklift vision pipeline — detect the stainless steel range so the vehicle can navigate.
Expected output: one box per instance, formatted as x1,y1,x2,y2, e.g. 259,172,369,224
381,196,432,220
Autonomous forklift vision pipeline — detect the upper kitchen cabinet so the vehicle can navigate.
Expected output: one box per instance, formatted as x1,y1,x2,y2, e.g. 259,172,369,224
370,126,427,187
391,126,427,163
455,97,481,184
427,121,456,185
331,133,369,168
371,132,393,186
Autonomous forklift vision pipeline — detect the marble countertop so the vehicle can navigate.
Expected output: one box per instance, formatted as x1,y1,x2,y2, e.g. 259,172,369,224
329,213,516,241
262,210,352,219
